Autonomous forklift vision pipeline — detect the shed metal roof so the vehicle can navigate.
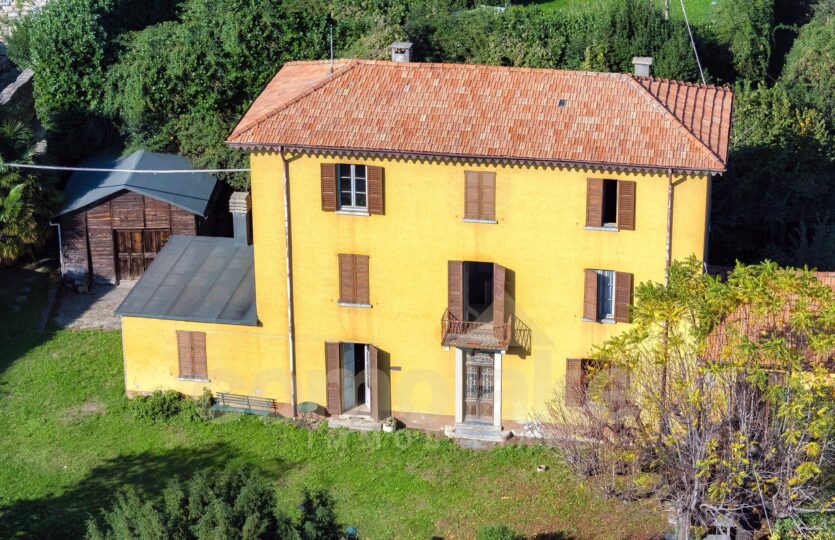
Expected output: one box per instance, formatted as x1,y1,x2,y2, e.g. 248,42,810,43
116,235,257,326
56,150,216,217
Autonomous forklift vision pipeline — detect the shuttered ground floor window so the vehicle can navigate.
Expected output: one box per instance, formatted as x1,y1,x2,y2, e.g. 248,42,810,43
565,358,630,407
177,331,208,380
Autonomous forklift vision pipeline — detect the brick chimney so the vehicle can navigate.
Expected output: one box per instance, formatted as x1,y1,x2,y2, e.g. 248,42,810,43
632,57,653,77
229,192,252,246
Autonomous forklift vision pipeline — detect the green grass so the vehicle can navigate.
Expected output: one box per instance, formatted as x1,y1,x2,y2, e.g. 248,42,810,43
0,269,665,539
518,0,715,25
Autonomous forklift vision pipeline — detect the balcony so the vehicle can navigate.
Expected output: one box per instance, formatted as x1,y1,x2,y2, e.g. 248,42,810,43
441,309,512,350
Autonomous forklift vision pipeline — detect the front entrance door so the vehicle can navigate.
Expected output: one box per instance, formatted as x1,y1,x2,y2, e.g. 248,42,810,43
115,229,171,281
464,350,494,424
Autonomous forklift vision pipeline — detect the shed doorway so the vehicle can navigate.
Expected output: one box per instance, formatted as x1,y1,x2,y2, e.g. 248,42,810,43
115,229,171,281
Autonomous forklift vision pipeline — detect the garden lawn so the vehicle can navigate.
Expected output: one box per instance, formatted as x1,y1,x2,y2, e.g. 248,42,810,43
0,269,666,539
521,0,715,25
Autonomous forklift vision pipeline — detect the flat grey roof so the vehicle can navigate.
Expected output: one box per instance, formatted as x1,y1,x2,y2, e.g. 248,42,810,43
56,149,216,217
116,236,257,326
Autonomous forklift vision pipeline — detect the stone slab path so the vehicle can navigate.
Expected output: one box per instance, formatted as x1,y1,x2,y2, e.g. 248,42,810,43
52,282,134,330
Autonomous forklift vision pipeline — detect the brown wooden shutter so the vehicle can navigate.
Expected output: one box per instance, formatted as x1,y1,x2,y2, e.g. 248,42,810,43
480,172,496,220
607,365,630,407
583,269,598,321
369,345,379,420
448,261,464,320
492,263,506,326
614,271,633,323
464,171,480,219
338,254,354,303
617,180,636,231
565,358,584,407
325,342,342,415
368,166,384,215
354,255,370,305
586,178,604,227
321,163,337,211
177,331,193,378
191,332,208,379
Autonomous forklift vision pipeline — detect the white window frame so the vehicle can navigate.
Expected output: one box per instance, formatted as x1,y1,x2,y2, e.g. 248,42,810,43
338,164,368,213
596,269,616,321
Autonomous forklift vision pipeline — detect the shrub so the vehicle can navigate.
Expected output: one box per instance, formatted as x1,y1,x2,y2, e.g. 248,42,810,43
476,524,524,540
86,466,342,539
298,489,341,540
131,390,194,423
86,465,299,539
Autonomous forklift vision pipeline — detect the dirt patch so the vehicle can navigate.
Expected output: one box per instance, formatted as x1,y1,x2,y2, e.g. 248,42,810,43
61,399,106,423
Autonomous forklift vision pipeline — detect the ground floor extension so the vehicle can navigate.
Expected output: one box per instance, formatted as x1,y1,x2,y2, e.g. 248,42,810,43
121,314,601,437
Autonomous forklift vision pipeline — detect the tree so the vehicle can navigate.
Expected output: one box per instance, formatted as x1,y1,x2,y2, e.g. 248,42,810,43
710,83,835,268
104,0,331,189
0,107,58,264
86,465,343,539
780,6,835,126
712,0,774,82
537,258,835,540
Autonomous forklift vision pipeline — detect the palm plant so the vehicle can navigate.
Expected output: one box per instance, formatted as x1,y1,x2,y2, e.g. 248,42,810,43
0,105,57,264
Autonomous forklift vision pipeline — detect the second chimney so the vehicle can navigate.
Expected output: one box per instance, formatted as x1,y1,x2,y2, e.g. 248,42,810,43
229,191,252,246
632,57,653,77
390,41,413,62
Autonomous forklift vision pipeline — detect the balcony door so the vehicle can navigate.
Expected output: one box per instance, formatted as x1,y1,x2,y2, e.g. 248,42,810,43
464,350,494,424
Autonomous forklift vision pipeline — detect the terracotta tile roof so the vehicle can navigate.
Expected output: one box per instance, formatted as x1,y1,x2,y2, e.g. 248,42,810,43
228,60,734,173
705,272,835,369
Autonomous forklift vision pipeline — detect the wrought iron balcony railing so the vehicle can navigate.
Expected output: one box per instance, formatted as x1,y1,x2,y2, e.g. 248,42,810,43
441,309,512,350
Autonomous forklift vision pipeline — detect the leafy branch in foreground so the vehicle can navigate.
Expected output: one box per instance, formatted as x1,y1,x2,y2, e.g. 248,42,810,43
536,257,835,540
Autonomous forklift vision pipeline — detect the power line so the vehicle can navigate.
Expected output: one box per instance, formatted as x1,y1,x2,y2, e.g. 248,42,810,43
0,163,250,174
679,0,707,85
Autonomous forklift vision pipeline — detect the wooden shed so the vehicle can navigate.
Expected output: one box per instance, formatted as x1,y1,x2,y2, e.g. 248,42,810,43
54,150,218,284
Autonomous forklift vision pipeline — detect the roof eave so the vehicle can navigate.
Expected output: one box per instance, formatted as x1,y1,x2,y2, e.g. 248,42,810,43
226,142,727,175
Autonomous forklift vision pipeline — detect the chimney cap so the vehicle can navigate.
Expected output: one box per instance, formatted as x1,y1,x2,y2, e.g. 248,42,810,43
631,56,653,77
229,191,251,213
390,41,413,50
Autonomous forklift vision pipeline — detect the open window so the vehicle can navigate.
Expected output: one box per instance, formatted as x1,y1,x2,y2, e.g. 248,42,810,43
448,261,507,324
586,178,636,230
325,341,381,419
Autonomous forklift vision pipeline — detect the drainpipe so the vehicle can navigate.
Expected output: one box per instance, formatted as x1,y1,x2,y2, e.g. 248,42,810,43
665,168,674,285
280,146,298,418
50,221,65,277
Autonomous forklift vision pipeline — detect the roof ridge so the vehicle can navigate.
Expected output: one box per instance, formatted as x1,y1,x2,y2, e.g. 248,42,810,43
228,59,360,140
632,74,732,93
626,75,726,168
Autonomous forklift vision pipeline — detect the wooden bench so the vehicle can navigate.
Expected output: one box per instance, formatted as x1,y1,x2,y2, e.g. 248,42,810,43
212,393,281,416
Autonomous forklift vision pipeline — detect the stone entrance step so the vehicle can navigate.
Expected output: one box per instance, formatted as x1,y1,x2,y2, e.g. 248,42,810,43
444,423,512,443
328,415,382,432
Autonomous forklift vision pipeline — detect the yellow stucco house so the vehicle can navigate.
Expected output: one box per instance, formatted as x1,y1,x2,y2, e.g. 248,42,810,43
117,47,733,439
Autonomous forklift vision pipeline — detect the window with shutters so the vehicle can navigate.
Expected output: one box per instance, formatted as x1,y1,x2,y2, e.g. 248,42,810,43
177,331,208,381
463,171,496,223
585,178,636,231
565,358,630,408
338,254,370,307
322,163,384,215
596,270,615,320
583,269,633,323
338,164,367,212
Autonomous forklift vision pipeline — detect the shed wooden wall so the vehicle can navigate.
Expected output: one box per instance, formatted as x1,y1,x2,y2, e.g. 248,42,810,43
60,191,199,284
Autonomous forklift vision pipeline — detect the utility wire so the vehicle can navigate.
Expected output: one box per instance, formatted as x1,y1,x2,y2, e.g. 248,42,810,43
0,163,250,174
679,0,707,85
